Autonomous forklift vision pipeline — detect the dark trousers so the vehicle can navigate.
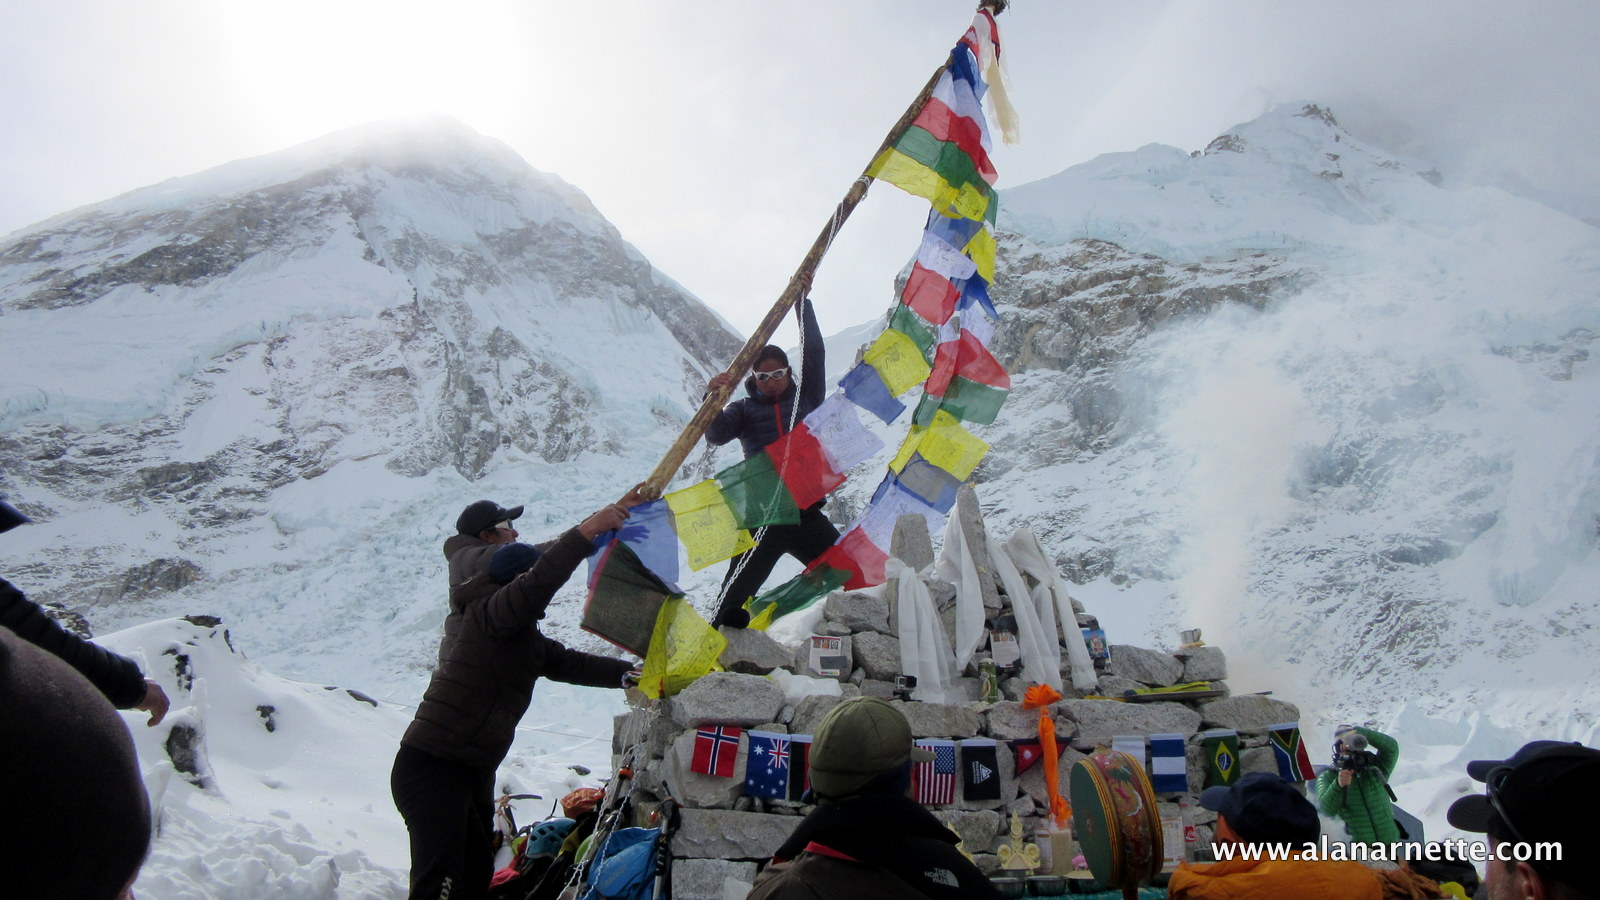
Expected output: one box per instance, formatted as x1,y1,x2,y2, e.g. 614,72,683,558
713,506,841,626
391,744,497,900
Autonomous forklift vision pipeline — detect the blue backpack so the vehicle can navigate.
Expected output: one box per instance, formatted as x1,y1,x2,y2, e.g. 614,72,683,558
579,826,661,900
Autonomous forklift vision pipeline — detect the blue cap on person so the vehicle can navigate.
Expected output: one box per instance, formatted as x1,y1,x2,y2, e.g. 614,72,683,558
488,543,543,585
0,498,31,535
1198,772,1321,846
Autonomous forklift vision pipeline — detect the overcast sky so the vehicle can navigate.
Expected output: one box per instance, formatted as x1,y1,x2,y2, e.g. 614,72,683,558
4,1,1598,337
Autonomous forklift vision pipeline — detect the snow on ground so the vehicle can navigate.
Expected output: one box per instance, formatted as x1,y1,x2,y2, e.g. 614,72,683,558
100,618,624,898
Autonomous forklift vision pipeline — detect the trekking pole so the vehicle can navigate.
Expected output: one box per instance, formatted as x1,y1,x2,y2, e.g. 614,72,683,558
639,0,1011,500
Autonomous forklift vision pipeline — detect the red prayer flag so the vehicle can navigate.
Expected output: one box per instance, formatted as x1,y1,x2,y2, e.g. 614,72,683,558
807,527,888,590
926,330,1010,397
764,425,845,509
901,264,962,326
691,725,743,777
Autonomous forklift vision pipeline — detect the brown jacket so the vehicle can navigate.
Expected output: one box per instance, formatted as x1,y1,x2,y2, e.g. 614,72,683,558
439,532,554,658
404,528,631,770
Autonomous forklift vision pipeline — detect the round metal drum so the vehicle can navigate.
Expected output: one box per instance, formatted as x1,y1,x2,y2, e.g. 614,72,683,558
1069,749,1163,891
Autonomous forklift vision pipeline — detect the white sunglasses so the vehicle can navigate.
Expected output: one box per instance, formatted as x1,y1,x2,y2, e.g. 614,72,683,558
753,367,790,383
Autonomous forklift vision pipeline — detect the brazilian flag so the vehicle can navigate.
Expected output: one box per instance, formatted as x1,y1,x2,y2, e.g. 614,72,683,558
1204,729,1241,787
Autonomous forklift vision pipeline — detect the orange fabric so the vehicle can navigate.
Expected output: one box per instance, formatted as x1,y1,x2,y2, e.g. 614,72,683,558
1022,685,1069,826
1167,854,1385,900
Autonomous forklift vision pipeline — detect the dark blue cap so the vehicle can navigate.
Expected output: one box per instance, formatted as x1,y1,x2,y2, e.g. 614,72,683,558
0,500,31,535
1199,772,1320,845
488,543,542,585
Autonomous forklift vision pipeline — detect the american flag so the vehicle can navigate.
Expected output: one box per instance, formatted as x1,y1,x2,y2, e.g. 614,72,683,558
913,739,957,805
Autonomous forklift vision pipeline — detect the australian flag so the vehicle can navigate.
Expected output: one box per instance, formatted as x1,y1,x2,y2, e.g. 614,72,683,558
744,730,791,799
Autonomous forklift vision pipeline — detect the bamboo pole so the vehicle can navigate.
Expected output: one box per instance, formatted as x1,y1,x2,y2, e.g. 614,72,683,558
641,25,978,498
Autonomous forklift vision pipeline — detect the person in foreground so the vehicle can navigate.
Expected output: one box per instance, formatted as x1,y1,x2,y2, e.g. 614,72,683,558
392,498,639,900
0,498,168,725
1167,771,1383,899
703,295,839,628
1446,740,1600,900
0,627,151,899
748,696,1000,899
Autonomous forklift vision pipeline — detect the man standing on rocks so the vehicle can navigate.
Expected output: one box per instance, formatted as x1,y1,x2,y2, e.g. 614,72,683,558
748,696,999,899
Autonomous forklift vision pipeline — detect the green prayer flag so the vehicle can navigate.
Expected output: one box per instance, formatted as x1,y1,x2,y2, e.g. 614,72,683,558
716,452,799,529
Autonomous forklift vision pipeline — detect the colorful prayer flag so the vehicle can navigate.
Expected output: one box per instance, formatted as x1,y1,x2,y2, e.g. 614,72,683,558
764,425,846,510
839,361,905,425
691,725,743,778
863,328,934,396
894,455,963,513
746,564,852,626
1150,733,1188,793
663,480,755,571
913,739,958,805
1014,738,1043,775
744,731,793,799
800,392,884,473
636,597,726,699
1269,722,1316,782
786,735,813,801
610,498,680,588
900,265,963,327
1203,730,1240,787
961,739,1002,802
716,452,800,529
890,409,989,481
806,526,888,591
582,540,679,657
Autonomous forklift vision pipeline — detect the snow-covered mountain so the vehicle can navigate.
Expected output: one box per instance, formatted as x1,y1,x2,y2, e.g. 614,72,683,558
963,102,1600,739
0,118,742,687
2,104,1598,895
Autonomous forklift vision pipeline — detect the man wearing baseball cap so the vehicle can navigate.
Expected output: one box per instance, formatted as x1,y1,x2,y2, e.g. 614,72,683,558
749,697,999,899
1446,740,1600,900
1169,772,1383,899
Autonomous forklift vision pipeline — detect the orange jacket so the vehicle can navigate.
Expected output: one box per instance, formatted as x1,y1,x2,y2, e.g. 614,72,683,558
1168,853,1384,900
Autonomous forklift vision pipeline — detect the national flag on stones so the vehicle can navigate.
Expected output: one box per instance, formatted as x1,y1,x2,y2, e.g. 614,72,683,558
1203,730,1241,787
744,730,793,799
1269,722,1316,782
913,739,958,805
1150,733,1188,794
1014,738,1043,775
786,735,813,801
961,739,1002,802
691,725,743,778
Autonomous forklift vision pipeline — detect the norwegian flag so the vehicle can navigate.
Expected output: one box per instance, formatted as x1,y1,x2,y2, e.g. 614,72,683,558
690,725,743,778
912,739,958,805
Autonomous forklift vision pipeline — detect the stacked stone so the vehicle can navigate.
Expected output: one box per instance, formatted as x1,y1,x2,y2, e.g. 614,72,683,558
608,489,1306,898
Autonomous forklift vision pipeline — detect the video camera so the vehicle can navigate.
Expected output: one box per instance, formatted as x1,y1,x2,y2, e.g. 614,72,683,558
1335,732,1378,772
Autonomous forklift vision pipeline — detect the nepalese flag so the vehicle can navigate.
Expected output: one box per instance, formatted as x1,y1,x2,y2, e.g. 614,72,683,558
961,739,1002,802
786,735,813,801
1014,738,1043,775
917,329,1011,427
744,730,792,799
867,35,999,223
1269,722,1316,782
690,725,743,778
1204,730,1241,787
1150,733,1189,794
913,740,958,805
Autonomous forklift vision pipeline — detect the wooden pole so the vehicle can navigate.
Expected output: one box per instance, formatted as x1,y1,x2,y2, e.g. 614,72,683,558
642,48,959,499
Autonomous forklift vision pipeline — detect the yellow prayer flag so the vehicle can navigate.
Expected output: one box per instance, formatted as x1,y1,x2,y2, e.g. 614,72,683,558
664,480,756,571
890,410,989,481
867,148,993,223
863,328,933,397
965,224,997,284
919,410,989,480
637,597,727,699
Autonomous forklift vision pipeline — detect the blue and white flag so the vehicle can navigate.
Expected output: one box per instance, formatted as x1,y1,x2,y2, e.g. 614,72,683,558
1150,733,1188,793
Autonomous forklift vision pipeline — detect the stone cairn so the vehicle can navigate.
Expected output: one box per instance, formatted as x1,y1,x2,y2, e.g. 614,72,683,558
608,487,1305,899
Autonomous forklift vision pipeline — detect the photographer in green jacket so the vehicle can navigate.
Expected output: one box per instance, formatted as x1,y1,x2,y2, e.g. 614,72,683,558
1314,724,1401,846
